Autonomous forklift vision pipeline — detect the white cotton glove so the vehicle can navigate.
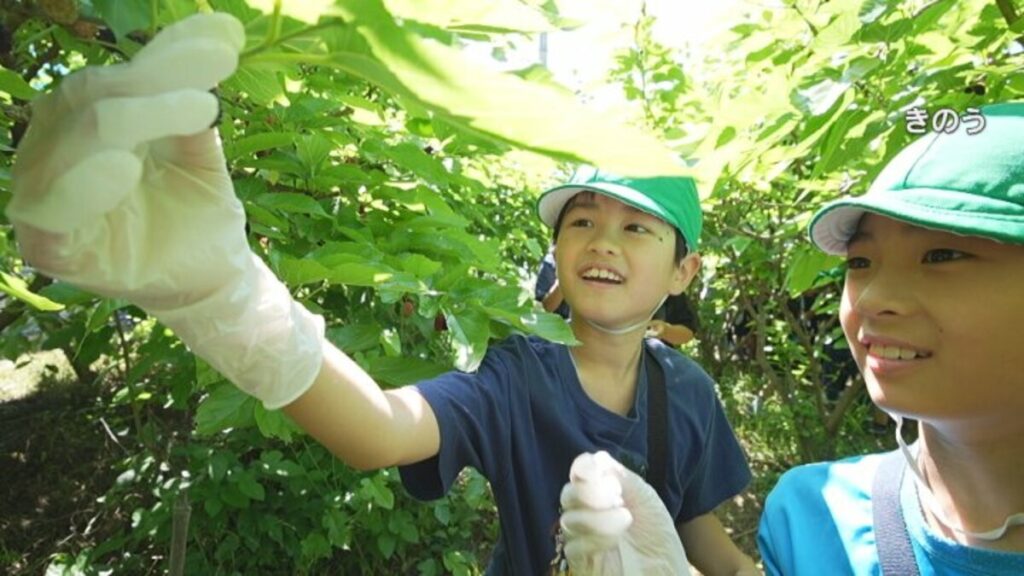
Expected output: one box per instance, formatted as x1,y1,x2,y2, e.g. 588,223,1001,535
560,451,693,576
7,13,324,409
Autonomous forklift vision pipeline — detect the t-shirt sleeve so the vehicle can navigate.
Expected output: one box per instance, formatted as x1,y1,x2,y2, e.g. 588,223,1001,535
676,390,751,523
398,345,517,501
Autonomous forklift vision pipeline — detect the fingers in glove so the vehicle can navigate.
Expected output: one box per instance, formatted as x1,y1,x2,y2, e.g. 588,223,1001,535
561,508,633,540
133,12,244,73
8,150,141,234
95,90,220,148
564,451,626,511
56,14,242,109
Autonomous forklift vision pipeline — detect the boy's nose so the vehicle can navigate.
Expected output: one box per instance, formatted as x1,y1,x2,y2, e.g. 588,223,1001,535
848,268,917,318
585,226,622,255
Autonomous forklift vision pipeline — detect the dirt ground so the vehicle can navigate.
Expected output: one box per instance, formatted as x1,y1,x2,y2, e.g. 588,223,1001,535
0,351,121,575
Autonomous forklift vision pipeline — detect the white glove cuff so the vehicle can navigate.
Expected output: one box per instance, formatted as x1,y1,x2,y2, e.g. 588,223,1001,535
153,253,325,409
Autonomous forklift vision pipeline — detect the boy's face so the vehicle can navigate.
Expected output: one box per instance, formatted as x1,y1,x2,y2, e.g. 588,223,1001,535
553,192,698,330
841,213,1024,431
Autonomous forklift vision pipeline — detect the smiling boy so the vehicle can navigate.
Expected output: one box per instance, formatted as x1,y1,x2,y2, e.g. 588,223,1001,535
757,101,1024,574
6,14,755,575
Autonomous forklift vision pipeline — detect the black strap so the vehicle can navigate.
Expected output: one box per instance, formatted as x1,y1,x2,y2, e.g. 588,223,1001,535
645,343,669,504
872,450,920,576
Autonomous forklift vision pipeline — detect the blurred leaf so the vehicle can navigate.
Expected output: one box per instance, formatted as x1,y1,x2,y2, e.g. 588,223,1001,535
256,192,327,216
383,0,558,32
94,0,152,40
366,355,448,386
246,0,337,23
329,0,687,177
0,272,64,311
0,67,36,100
446,308,490,372
226,132,300,160
195,383,257,436
785,245,844,296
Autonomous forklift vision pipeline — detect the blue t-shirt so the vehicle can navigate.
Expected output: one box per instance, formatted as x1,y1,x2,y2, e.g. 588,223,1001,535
399,334,751,575
758,451,1024,575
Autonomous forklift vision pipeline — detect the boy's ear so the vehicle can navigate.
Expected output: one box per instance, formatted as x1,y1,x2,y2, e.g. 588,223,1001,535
669,253,701,296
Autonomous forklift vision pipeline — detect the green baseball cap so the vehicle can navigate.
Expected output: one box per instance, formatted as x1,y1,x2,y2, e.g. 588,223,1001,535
537,166,702,251
810,102,1024,255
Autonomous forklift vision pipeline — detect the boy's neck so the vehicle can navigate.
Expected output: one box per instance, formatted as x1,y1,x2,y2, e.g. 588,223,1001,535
568,320,646,415
918,423,1024,552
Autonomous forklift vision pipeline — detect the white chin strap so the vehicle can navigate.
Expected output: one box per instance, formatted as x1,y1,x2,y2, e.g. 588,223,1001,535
572,294,669,336
894,415,1024,541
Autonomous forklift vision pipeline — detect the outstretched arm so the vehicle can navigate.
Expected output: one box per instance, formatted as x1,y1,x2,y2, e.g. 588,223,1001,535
8,13,439,472
284,343,440,470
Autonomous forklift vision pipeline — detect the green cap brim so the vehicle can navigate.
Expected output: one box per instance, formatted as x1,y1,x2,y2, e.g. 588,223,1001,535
810,188,1024,255
538,183,689,246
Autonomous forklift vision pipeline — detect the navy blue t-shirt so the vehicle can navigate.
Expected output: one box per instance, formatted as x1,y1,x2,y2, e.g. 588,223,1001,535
399,335,751,574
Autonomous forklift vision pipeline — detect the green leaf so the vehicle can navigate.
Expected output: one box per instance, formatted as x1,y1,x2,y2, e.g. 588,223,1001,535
38,282,95,307
256,192,327,216
378,142,450,184
93,0,153,40
329,0,687,177
279,256,398,287
220,483,251,508
0,67,36,100
360,475,395,509
236,474,266,501
254,403,301,442
295,133,335,173
366,356,448,386
446,308,490,372
399,253,443,278
0,272,64,311
87,298,128,332
481,306,578,346
300,532,332,564
324,509,351,547
225,132,299,160
226,65,285,106
377,533,396,558
383,0,557,33
328,323,385,352
195,383,257,436
785,246,843,296
379,328,402,357
247,0,337,23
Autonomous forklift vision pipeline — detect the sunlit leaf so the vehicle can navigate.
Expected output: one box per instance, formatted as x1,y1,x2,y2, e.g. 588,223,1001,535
0,272,64,311
329,0,687,177
246,0,337,24
0,67,36,100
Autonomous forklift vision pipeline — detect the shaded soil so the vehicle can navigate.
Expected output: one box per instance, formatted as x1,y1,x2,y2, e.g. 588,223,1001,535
0,377,122,575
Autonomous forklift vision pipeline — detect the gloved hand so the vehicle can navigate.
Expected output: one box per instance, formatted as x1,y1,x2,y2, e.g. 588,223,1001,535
560,451,692,576
7,13,324,408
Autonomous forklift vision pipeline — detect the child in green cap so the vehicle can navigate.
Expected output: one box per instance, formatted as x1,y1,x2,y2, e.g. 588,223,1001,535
6,13,757,575
757,101,1024,574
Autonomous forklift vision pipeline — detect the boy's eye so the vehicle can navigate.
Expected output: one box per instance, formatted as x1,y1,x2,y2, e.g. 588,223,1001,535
845,256,870,270
922,248,968,263
625,223,650,234
569,218,593,228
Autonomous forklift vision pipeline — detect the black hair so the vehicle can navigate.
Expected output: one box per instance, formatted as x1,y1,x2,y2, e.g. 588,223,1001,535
552,191,689,264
